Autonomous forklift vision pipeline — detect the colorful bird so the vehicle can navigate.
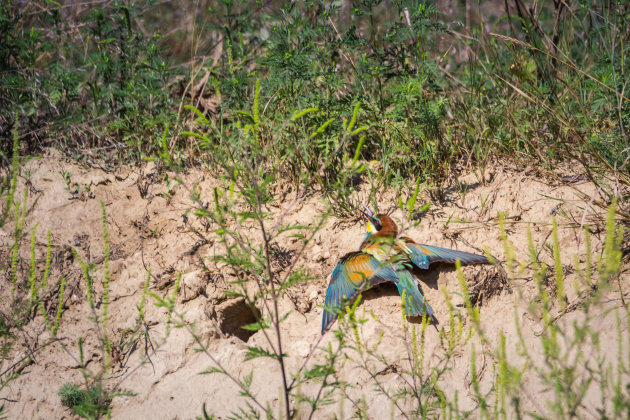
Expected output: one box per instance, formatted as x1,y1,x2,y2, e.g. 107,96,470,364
321,206,490,334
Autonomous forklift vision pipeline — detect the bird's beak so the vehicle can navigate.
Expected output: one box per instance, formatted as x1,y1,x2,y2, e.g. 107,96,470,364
360,204,375,218
359,204,378,233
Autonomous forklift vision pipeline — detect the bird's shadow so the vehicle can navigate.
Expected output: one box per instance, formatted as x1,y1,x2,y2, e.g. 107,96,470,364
413,263,456,290
362,282,400,300
360,265,457,329
362,283,438,328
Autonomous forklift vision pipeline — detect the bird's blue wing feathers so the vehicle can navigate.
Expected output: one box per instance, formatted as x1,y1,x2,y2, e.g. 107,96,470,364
323,240,489,333
394,270,435,321
322,251,398,334
403,239,488,268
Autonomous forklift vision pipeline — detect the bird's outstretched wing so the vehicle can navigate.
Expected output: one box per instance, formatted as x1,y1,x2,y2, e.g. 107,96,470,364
322,251,398,334
401,237,489,269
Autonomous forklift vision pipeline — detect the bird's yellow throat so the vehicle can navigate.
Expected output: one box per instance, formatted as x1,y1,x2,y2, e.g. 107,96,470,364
366,221,376,234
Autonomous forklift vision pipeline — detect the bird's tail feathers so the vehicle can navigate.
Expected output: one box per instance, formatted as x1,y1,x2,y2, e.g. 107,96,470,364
395,270,436,322
418,244,489,265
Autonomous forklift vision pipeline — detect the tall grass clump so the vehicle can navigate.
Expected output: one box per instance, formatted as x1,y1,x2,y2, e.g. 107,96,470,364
452,1,629,189
1,154,163,420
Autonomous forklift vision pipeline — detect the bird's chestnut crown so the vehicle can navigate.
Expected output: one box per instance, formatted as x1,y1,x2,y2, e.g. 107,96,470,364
366,214,398,239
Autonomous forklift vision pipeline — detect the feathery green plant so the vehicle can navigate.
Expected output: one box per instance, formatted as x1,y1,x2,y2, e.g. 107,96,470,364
1,118,19,227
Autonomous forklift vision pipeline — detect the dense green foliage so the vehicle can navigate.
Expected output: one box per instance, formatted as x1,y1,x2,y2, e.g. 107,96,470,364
1,1,628,190
0,1,176,161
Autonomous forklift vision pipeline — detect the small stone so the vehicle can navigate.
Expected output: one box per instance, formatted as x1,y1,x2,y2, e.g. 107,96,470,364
178,270,206,303
295,341,310,357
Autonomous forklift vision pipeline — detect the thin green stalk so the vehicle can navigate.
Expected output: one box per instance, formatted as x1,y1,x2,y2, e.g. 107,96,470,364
72,249,94,309
470,345,488,416
137,269,151,328
52,277,66,336
3,115,20,224
441,287,456,352
497,332,508,417
552,216,566,311
100,200,111,372
600,200,622,282
37,290,51,331
584,226,592,288
28,223,39,309
11,203,20,297
165,272,182,335
10,189,27,297
42,230,51,290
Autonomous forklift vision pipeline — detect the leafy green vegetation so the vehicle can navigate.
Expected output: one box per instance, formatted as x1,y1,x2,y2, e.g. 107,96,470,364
1,1,627,192
1,1,177,161
59,382,110,420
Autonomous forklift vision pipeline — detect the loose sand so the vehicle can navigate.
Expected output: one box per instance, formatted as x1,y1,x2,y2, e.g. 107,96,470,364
1,151,628,419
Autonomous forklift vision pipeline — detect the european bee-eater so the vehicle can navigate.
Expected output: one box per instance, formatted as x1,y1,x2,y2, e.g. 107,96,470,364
321,207,490,334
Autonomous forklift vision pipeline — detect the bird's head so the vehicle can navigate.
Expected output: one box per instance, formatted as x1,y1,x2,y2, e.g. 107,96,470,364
360,205,398,238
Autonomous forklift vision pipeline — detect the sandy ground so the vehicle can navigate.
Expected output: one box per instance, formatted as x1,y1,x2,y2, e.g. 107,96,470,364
1,151,628,419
